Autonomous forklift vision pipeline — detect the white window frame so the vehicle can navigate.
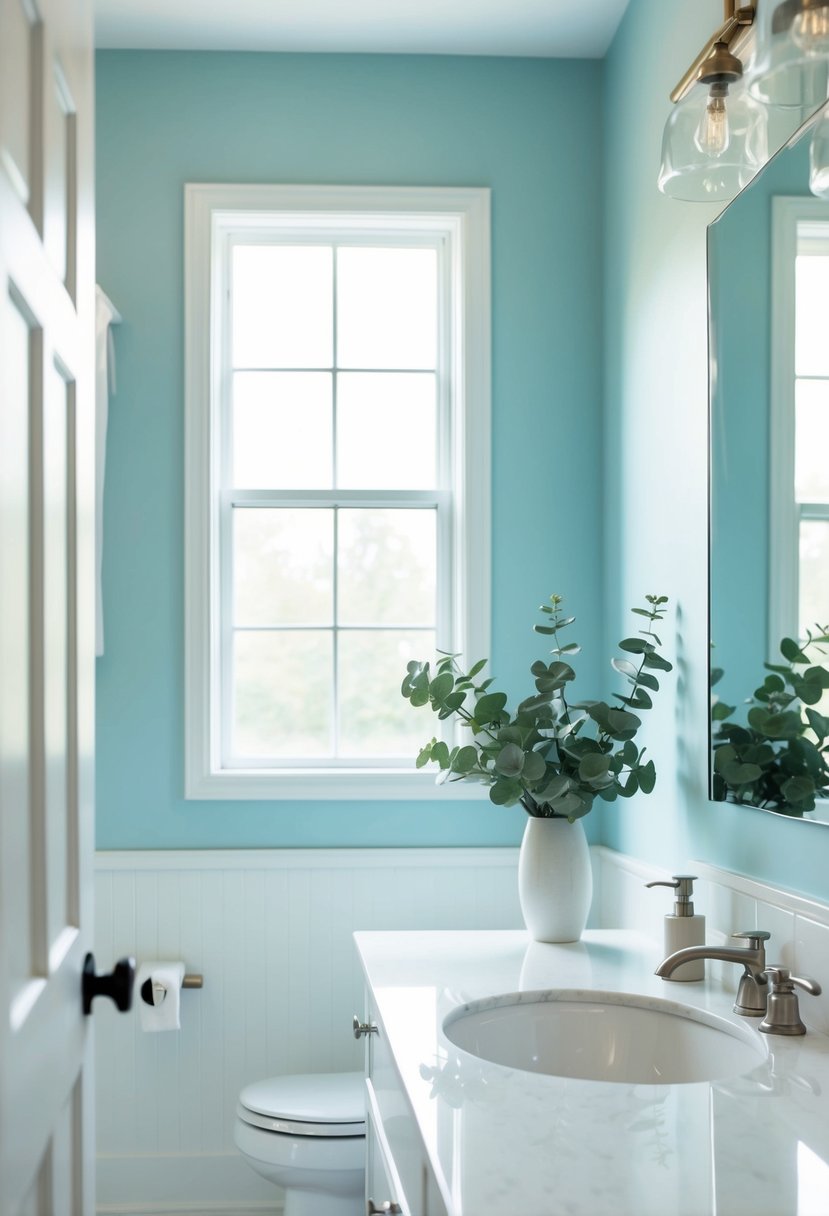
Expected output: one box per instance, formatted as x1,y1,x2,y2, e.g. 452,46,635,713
769,195,829,652
184,183,491,800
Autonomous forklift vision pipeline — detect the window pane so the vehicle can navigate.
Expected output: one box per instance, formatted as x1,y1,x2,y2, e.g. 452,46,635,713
337,372,437,489
338,509,436,626
232,244,333,369
338,630,436,757
796,379,829,503
796,254,829,377
337,246,437,370
799,520,829,638
233,631,333,758
233,372,332,489
234,508,333,626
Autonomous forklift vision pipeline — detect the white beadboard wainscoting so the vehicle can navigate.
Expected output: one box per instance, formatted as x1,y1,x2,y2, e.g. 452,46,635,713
93,847,527,1216
94,845,829,1215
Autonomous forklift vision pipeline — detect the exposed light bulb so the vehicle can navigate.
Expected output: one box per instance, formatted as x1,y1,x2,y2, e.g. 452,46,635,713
693,93,730,157
791,3,829,55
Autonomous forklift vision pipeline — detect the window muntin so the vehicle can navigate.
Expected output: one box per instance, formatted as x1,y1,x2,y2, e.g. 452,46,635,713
185,185,490,800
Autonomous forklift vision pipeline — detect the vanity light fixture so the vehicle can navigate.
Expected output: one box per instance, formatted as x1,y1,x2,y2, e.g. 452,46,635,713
748,0,829,108
657,4,768,202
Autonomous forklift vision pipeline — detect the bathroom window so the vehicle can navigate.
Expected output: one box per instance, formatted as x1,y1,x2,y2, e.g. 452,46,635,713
770,198,829,653
184,184,490,799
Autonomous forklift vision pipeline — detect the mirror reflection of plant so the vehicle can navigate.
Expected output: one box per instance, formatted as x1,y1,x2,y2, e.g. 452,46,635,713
401,594,672,820
711,628,829,816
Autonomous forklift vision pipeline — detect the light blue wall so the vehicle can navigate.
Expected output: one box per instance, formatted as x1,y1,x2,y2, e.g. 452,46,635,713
602,0,829,900
95,52,606,849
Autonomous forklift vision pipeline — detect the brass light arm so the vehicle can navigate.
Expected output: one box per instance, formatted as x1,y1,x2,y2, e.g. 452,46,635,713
670,5,757,103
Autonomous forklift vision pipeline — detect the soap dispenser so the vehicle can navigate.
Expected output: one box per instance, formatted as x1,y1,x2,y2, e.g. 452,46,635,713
646,875,705,981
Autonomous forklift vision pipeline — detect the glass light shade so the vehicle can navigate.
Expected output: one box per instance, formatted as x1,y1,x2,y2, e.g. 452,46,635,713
748,0,829,108
657,83,769,202
810,102,829,194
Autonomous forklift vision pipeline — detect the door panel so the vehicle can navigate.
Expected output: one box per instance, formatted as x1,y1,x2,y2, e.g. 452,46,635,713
0,0,35,205
44,66,73,285
1,293,34,1009
0,0,95,1211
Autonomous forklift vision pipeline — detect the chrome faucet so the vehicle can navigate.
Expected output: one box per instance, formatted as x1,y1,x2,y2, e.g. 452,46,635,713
655,930,771,1016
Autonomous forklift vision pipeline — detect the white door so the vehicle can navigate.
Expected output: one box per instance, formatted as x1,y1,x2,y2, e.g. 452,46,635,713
0,0,101,1212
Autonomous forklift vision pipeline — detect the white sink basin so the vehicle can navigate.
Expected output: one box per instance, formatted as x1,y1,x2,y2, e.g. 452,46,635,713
443,990,768,1085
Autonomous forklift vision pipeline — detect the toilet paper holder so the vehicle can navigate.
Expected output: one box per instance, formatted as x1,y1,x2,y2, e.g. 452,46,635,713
139,972,203,1006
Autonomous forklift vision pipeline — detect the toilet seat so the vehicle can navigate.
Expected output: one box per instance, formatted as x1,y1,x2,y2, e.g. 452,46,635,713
237,1071,365,1139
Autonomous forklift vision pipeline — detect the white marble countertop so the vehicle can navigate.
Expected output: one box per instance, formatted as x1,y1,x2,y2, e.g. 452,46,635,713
354,929,829,1216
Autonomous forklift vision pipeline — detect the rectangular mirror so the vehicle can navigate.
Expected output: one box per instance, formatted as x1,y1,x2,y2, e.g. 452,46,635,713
709,101,829,824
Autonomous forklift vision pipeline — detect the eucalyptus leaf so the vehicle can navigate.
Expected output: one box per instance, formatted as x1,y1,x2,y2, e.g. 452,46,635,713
474,691,508,724
642,651,673,672
637,759,656,794
611,658,639,680
452,745,479,774
618,638,653,655
780,775,815,804
605,708,641,739
489,777,524,806
521,750,547,783
536,773,571,802
552,790,586,816
429,671,454,703
780,637,811,664
805,665,829,688
495,743,524,778
578,753,611,782
431,740,450,768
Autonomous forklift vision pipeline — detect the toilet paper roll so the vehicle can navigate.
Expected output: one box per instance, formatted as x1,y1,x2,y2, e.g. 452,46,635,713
136,961,186,1032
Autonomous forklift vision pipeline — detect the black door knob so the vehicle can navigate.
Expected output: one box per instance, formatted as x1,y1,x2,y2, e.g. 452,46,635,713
82,952,135,1015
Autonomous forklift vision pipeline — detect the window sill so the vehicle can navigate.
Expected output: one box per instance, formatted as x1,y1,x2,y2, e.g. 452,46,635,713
184,765,493,801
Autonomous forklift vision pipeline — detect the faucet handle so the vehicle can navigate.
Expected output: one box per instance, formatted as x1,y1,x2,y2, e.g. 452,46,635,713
759,965,822,1036
732,930,771,949
764,966,822,997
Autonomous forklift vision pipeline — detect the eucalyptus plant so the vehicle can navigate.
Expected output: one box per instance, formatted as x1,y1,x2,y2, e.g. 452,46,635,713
711,628,829,816
401,594,672,819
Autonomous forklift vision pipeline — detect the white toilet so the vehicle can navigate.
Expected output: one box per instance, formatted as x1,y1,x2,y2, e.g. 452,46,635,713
234,1071,366,1216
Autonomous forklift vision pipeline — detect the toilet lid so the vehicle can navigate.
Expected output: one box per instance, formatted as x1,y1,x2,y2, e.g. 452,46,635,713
238,1072,365,1137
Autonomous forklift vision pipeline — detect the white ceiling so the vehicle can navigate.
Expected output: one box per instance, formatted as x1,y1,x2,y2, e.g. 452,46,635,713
94,0,630,59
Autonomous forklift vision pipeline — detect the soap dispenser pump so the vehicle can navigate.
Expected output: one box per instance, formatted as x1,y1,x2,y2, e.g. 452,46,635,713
646,875,705,981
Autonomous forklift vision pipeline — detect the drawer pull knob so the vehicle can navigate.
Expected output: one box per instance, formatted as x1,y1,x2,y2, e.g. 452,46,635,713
353,1015,378,1039
368,1202,402,1214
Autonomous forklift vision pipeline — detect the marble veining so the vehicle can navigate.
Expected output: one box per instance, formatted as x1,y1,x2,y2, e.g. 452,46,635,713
354,929,829,1216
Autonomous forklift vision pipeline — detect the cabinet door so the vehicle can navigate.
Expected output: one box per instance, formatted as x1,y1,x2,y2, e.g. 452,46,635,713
365,1081,410,1216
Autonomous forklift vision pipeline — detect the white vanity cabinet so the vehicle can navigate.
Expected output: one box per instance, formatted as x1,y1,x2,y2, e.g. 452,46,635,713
354,928,829,1216
361,994,448,1216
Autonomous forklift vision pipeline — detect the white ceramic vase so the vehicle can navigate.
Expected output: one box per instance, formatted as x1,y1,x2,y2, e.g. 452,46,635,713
517,816,593,943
